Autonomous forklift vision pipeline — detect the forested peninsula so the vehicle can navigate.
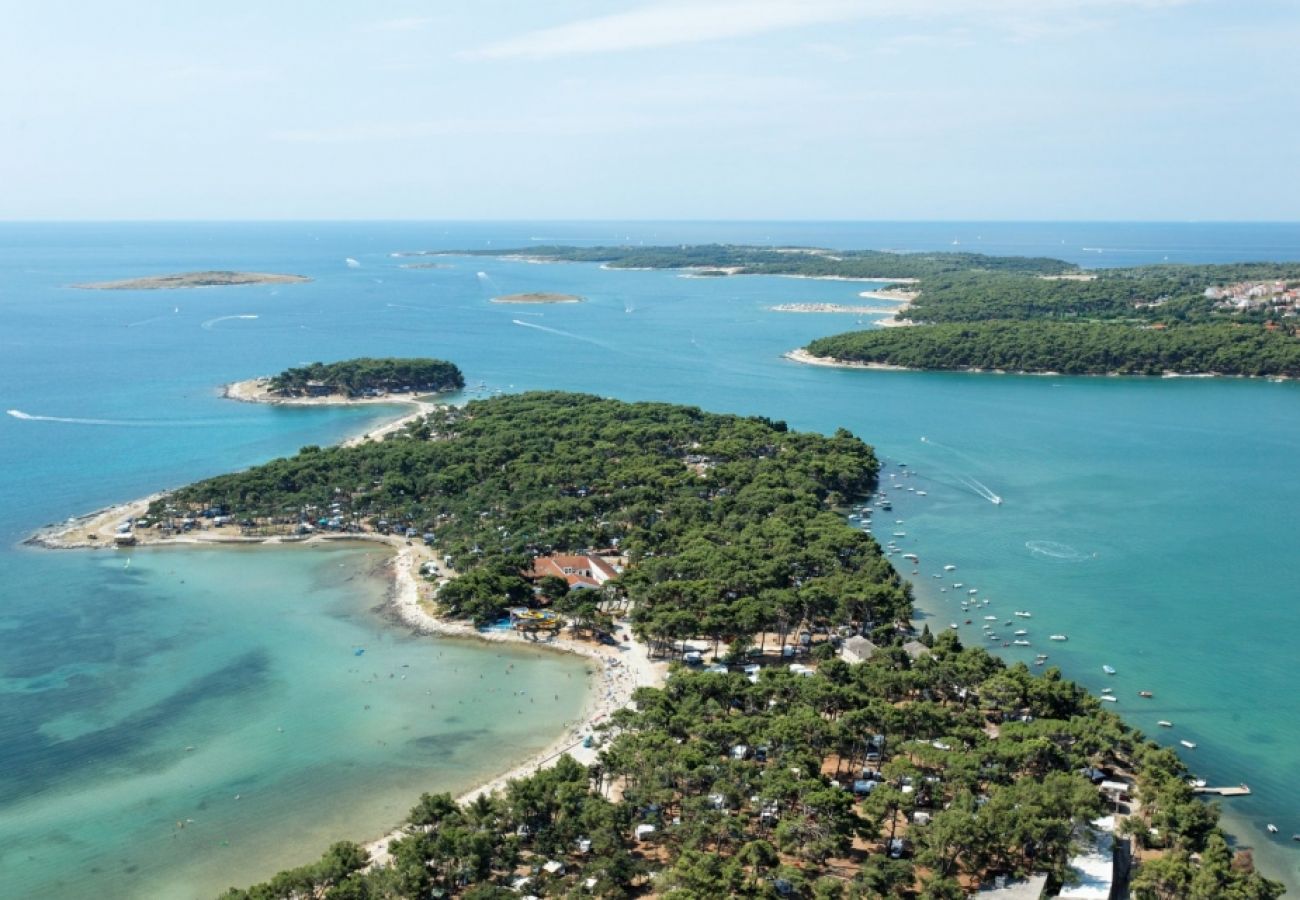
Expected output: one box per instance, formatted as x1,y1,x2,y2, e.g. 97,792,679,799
266,358,464,398
804,322,1300,378
452,244,1300,376
133,391,1277,899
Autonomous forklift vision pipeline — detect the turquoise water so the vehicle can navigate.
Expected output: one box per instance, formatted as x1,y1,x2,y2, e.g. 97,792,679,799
0,544,590,899
2,222,1299,895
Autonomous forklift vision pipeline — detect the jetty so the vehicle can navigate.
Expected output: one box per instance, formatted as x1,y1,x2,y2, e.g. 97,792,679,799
1192,784,1252,797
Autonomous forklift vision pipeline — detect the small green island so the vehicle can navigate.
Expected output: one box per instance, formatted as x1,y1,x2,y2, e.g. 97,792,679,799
490,292,584,304
260,358,464,399
456,244,1300,378
74,270,311,290
105,388,1277,899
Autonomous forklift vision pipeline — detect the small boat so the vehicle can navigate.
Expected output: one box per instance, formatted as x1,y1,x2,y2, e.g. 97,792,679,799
984,615,997,621
893,532,906,537
1050,634,1068,641
1189,778,1206,788
1100,695,1118,703
1103,665,1116,675
902,553,918,561
954,583,964,589
1014,629,1027,636
949,622,958,630
1013,639,1030,646
1014,611,1032,618
1138,691,1153,698
968,589,978,595
1035,653,1049,659
944,564,957,571
1181,739,1197,749
916,491,927,496
1033,658,1045,666
1157,720,1173,728
1267,824,1278,834
1101,687,1113,694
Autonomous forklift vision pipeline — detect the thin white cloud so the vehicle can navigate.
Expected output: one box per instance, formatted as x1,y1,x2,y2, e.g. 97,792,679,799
461,0,1192,60
460,0,866,60
366,16,434,33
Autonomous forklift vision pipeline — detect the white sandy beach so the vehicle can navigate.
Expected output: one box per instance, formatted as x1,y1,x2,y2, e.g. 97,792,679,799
30,378,668,873
784,347,914,372
365,545,666,865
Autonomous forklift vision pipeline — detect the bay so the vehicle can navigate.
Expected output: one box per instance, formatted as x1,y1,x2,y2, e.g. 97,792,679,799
1,221,1297,895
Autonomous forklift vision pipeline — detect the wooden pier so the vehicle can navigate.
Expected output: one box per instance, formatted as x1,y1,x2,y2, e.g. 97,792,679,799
1193,784,1252,797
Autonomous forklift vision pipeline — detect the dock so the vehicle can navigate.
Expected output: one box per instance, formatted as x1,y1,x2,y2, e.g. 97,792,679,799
1193,784,1252,797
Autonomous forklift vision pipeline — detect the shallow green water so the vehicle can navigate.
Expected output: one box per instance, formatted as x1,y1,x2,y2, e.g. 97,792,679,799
0,545,590,899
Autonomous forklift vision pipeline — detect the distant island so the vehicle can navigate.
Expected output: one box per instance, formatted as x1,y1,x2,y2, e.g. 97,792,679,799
490,292,583,304
452,245,1300,377
453,243,1075,279
74,270,311,290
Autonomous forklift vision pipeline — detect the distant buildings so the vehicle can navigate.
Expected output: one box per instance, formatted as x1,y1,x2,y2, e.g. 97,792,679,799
1205,280,1298,316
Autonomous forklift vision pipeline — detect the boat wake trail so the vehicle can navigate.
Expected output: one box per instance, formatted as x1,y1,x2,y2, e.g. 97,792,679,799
125,315,171,328
920,437,1003,505
511,319,618,352
201,314,259,330
7,409,234,428
960,476,1003,506
1025,540,1091,562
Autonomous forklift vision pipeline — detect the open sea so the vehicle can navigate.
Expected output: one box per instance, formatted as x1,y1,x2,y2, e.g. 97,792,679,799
2,221,1299,897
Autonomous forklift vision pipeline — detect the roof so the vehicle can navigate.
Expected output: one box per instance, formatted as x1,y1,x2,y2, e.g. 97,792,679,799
841,636,878,663
903,640,932,659
1059,816,1116,900
978,874,1048,898
526,553,621,589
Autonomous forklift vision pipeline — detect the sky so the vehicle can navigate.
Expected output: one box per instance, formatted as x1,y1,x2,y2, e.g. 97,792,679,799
2,0,1297,221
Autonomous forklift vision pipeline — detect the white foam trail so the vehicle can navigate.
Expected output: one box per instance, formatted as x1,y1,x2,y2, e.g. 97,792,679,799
960,475,1003,505
7,410,234,427
125,315,169,328
920,437,1002,504
200,314,259,330
511,319,617,352
1025,540,1089,561
345,257,361,268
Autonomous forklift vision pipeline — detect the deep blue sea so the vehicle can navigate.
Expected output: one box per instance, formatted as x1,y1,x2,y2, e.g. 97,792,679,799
2,221,1298,897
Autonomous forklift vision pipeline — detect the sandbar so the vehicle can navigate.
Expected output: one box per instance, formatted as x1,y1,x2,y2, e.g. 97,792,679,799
75,271,311,290
490,292,584,304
